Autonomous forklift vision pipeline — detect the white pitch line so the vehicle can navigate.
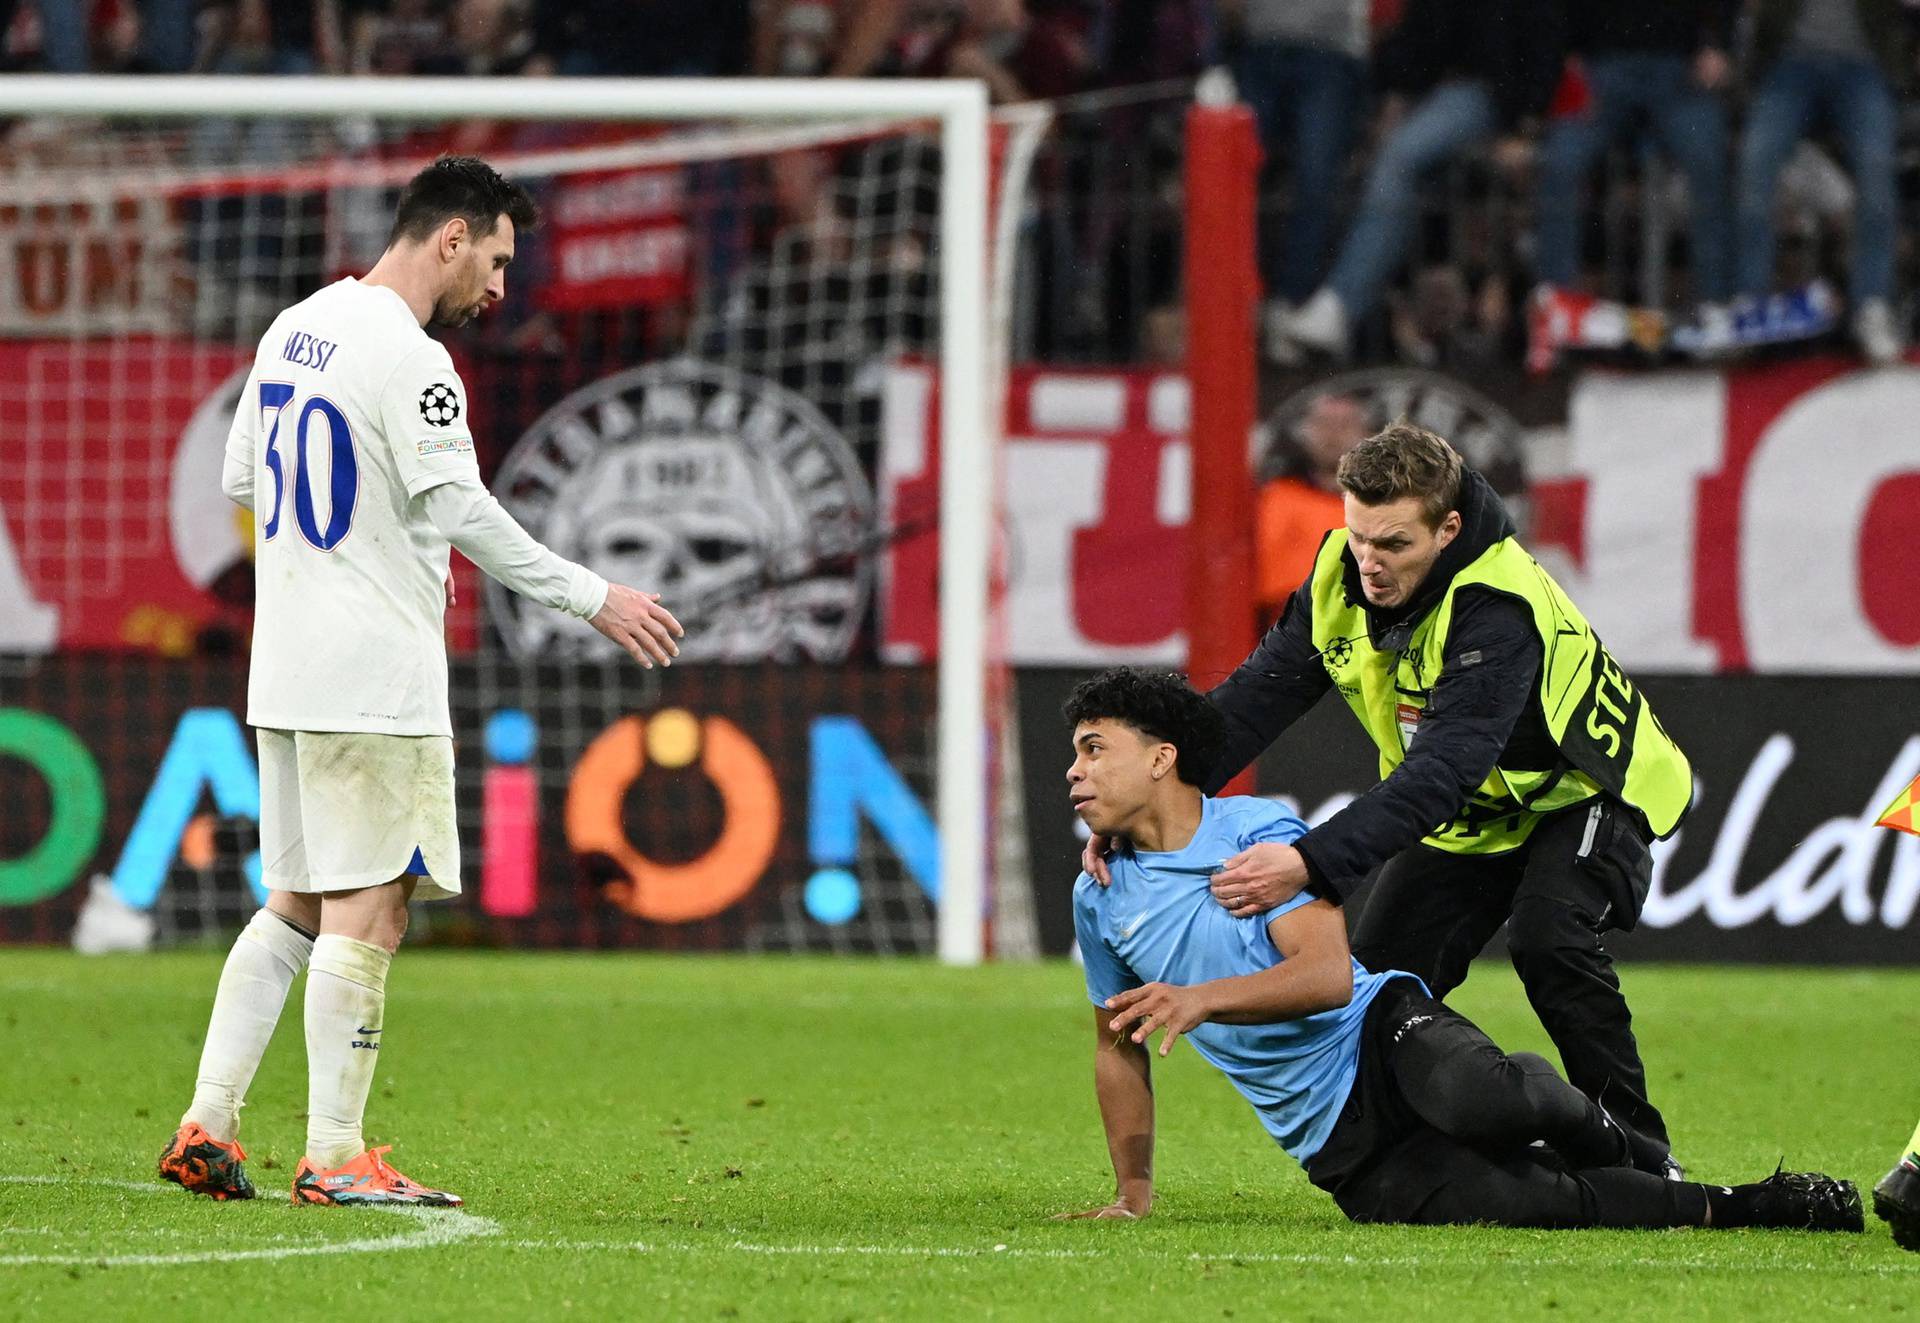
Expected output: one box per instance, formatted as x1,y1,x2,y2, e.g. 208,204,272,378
5,1176,1910,1276
0,1208,500,1269
491,1236,1920,1276
0,1175,173,1194
0,1176,499,1268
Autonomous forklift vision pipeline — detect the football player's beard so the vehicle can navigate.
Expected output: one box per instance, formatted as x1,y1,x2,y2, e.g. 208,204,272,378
429,297,480,329
430,277,487,328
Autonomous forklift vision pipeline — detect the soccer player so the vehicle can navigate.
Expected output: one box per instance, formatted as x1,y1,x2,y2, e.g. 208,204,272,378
1057,667,1860,1231
1084,423,1692,1175
157,157,683,1207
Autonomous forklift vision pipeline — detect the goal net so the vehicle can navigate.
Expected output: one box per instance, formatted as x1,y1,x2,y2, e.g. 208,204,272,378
0,76,1045,963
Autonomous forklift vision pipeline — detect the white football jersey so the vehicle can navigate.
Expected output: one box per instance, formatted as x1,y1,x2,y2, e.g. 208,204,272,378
227,278,482,737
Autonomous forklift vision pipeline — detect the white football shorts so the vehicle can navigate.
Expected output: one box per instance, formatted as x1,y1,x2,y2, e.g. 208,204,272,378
256,729,462,900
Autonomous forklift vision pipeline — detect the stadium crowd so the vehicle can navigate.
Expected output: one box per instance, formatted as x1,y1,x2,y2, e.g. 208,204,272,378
1,0,1913,370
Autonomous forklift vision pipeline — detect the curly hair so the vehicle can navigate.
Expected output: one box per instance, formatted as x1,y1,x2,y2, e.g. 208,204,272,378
1061,667,1223,788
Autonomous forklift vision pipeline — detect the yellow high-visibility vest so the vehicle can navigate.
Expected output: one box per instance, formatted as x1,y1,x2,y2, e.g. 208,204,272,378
1307,531,1693,854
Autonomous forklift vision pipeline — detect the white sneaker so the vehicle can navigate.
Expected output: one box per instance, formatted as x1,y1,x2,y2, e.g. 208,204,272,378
71,875,155,954
1263,299,1305,366
1285,287,1350,358
1854,298,1903,366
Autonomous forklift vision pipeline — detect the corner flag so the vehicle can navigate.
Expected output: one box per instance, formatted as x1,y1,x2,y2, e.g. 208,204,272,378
1878,774,1920,838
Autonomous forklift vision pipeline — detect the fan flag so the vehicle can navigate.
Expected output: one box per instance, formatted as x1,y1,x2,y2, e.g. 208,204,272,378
1878,774,1920,837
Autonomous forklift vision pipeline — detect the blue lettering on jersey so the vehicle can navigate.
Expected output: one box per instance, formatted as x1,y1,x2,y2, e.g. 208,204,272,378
280,330,339,372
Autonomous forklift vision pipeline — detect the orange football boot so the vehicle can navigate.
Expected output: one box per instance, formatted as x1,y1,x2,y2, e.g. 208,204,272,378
290,1146,462,1207
157,1122,256,1201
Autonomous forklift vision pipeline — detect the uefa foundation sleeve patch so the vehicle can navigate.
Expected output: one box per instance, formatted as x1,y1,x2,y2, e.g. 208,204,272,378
412,377,473,454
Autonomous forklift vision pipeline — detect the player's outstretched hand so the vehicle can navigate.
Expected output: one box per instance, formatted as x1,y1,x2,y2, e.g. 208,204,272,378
1106,982,1209,1058
1081,833,1115,886
590,584,684,669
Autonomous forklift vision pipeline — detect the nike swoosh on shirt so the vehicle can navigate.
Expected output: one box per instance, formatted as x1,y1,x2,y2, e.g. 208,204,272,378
1118,911,1149,939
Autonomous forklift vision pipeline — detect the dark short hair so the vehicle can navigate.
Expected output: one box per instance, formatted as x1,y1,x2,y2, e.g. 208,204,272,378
387,155,539,248
1336,420,1462,529
1062,667,1222,788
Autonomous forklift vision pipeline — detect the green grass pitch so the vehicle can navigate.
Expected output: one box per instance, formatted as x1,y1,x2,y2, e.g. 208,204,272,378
2,950,1917,1320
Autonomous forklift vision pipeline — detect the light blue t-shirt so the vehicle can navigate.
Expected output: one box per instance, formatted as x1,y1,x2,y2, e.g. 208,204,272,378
1072,795,1407,1165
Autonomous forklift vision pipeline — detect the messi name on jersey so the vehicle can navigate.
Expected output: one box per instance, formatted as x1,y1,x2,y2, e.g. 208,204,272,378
281,330,340,372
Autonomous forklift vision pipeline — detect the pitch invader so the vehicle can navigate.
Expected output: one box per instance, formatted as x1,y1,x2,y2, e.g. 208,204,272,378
158,157,684,1207
1058,667,1861,1233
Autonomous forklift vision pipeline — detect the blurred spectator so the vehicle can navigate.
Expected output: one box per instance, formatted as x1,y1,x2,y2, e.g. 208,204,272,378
0,0,196,71
1253,391,1366,615
780,0,1088,101
196,0,351,74
354,0,533,76
752,0,913,77
530,0,750,77
0,0,88,70
754,0,841,75
937,0,1093,102
448,0,534,74
1091,0,1213,87
1223,0,1370,314
888,0,1031,102
1735,0,1914,364
1273,0,1566,360
1388,262,1504,366
133,0,198,71
351,0,449,74
1016,1,1096,98
1532,4,1736,337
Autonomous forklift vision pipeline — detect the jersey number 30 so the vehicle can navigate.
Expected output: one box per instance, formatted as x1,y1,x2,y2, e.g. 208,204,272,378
258,382,357,550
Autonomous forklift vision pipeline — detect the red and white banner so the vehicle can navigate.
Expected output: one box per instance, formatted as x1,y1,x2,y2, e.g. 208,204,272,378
8,350,1918,671
0,341,247,652
885,358,1920,672
538,168,689,312
879,364,1190,666
0,196,188,337
1531,358,1920,673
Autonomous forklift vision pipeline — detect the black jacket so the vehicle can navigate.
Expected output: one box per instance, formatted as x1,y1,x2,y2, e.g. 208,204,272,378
1206,470,1563,903
1375,0,1569,129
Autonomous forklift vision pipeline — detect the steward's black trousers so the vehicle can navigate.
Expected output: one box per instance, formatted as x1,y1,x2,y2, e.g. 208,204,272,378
1349,797,1669,1151
1306,979,1705,1227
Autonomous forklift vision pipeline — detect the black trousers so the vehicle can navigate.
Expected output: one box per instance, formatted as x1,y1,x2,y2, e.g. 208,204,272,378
1350,798,1669,1150
1306,980,1705,1228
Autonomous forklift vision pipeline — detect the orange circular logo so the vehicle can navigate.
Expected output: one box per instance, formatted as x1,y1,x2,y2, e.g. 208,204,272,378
564,709,781,923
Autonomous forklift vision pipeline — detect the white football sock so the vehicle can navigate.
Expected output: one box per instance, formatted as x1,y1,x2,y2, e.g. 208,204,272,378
182,909,314,1144
304,934,392,1169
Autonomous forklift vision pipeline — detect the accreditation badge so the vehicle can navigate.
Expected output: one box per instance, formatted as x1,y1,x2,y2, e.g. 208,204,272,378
1396,702,1423,750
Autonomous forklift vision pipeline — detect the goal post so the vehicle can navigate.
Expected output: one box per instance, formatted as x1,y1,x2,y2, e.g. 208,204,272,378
1182,98,1260,797
0,75,1000,964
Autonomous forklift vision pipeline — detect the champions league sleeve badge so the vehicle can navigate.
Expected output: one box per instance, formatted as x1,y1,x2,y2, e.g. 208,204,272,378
418,382,461,427
489,361,874,663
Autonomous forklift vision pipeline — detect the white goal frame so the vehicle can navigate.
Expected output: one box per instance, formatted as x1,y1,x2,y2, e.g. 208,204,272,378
0,75,995,965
